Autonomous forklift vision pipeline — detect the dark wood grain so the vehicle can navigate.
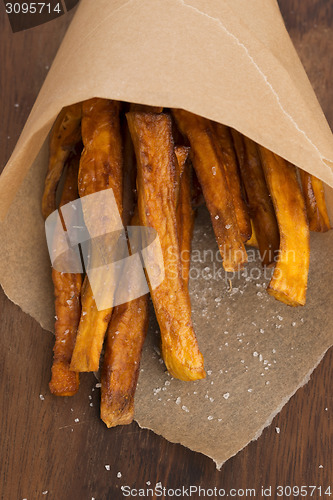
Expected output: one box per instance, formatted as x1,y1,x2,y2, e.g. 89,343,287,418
0,2,332,499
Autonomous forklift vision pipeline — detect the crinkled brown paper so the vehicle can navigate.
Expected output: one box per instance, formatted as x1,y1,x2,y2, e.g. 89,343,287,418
0,0,332,469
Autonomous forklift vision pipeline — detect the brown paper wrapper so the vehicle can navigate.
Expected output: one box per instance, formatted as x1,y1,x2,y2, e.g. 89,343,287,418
0,0,332,468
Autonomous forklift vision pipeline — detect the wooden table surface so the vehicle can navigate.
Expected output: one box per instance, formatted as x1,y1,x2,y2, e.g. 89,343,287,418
0,1,332,499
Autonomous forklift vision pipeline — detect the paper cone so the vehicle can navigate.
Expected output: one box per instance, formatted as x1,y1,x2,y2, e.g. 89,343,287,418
0,0,332,468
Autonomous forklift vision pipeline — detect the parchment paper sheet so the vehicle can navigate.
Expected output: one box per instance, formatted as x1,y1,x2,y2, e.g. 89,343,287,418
0,0,332,468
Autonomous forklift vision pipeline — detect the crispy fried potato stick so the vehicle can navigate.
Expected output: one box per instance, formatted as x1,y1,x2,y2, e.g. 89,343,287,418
122,116,137,226
259,147,310,306
127,111,205,381
100,210,148,428
174,146,194,285
172,109,247,272
42,103,82,219
232,130,280,266
49,153,82,396
212,123,251,242
70,98,123,372
298,169,331,232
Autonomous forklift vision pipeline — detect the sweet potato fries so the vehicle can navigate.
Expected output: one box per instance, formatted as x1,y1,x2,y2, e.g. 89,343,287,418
43,100,331,427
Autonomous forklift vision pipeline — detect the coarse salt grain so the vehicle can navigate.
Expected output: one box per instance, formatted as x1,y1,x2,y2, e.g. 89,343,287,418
208,415,213,420
223,393,230,400
39,394,45,401
176,397,181,405
117,472,122,478
275,427,280,434
105,465,110,471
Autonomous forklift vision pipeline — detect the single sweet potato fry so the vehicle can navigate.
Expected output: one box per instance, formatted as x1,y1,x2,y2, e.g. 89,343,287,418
127,111,205,381
212,122,251,242
49,152,82,396
259,146,310,306
172,109,247,272
232,130,280,266
298,169,331,232
42,103,82,219
100,209,148,428
174,146,194,285
70,98,123,372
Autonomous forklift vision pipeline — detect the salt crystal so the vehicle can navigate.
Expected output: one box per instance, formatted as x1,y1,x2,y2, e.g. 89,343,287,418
95,383,101,388
74,418,79,423
215,215,219,220
248,388,253,393
212,166,216,175
272,349,276,354
117,472,122,478
176,397,181,405
292,321,296,327
319,465,324,469
225,224,231,229
39,394,45,401
146,481,151,485
207,415,214,420
105,465,110,471
259,354,263,362
182,405,189,412
275,427,280,434
207,370,212,375
253,351,258,357
223,392,230,400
